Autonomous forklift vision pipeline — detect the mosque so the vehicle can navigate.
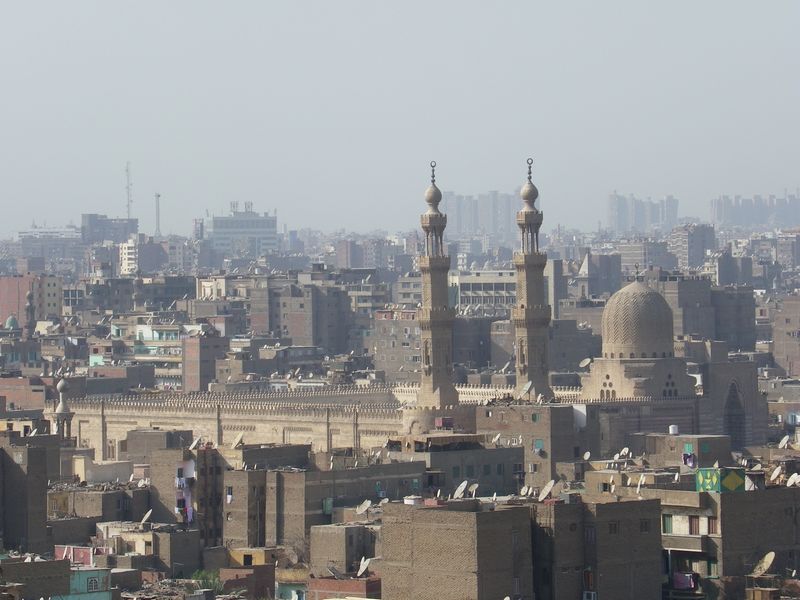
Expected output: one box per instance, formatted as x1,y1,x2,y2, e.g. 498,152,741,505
64,161,767,460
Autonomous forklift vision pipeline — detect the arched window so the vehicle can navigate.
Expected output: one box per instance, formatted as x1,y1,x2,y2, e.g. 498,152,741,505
87,578,99,593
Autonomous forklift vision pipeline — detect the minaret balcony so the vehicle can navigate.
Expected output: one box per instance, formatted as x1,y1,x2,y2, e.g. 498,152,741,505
513,253,547,267
512,305,551,327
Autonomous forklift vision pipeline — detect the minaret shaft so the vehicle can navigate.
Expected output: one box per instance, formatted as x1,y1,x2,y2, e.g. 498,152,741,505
513,160,553,398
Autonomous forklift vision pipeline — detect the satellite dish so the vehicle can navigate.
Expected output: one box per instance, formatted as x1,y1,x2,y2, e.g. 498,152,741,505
521,381,534,396
771,466,782,482
538,480,555,502
189,437,201,451
621,447,630,457
610,483,616,494
468,483,479,497
579,357,592,368
608,475,615,484
355,499,372,515
753,463,763,471
780,435,791,449
436,489,441,499
713,460,719,468
140,509,153,525
613,453,620,461
357,557,371,577
583,451,591,461
230,432,244,449
787,473,799,487
520,485,529,497
492,492,497,502
29,428,38,437
673,473,680,483
454,480,469,499
379,498,389,506
751,551,776,577
491,433,502,444
636,479,642,494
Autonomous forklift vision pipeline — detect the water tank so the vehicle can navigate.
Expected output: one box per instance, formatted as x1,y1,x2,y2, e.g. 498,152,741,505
668,424,679,435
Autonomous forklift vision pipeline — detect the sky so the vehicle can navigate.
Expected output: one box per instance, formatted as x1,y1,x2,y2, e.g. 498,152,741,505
1,2,798,238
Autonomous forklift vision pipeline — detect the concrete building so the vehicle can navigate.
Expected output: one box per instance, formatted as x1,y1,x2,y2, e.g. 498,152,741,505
81,213,138,245
773,295,800,377
380,499,534,600
532,496,663,600
205,204,278,258
0,431,48,553
385,432,524,496
181,334,229,392
669,223,717,269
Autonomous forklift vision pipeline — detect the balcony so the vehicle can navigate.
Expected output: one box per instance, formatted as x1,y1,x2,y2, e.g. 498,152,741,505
662,534,711,553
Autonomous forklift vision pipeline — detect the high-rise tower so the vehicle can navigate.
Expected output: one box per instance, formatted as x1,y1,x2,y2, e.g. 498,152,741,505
513,159,553,398
417,162,458,408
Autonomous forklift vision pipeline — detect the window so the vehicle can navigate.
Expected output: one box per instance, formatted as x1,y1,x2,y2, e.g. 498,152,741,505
662,514,673,534
534,439,545,450
608,521,619,534
483,464,491,476
707,559,719,578
640,519,650,533
707,516,718,535
584,525,596,544
87,578,99,592
452,466,460,479
466,465,475,477
683,442,694,454
689,515,700,535
496,464,504,475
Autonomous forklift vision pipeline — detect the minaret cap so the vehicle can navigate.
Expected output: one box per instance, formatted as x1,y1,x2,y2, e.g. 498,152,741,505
520,157,539,209
55,378,70,414
424,161,442,213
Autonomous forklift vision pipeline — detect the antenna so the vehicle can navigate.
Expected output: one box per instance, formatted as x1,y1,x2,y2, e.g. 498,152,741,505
751,551,776,577
154,193,162,237
140,509,152,526
357,557,371,578
453,480,469,500
355,499,372,515
125,162,133,219
538,480,555,502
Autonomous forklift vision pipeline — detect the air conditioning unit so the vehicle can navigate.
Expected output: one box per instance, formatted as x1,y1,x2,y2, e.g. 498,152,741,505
582,592,597,600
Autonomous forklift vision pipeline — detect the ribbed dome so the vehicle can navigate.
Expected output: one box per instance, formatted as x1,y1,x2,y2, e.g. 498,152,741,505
4,315,19,330
601,281,674,359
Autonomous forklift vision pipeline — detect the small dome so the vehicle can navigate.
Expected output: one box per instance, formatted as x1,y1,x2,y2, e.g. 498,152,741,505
520,180,539,206
4,315,19,330
601,281,674,359
424,183,442,211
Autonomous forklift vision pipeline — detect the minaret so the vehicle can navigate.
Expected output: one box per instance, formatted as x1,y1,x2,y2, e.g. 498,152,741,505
417,161,458,408
512,158,553,399
54,377,74,441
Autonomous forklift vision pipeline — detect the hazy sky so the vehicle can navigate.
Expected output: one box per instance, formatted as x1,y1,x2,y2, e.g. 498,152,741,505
1,2,798,238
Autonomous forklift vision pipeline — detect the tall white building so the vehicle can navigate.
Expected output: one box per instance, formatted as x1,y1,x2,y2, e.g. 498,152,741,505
205,202,278,258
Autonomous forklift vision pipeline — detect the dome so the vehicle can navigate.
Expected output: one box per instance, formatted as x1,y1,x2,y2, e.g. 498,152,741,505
520,180,539,207
601,281,674,359
4,315,19,330
424,183,442,212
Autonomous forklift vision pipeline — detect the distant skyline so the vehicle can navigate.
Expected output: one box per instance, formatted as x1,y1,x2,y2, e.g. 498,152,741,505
2,1,798,238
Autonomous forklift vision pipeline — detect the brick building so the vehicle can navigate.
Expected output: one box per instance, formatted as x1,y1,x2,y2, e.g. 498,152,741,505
380,499,534,600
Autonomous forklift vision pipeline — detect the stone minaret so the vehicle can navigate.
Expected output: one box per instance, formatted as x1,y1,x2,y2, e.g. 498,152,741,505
513,159,553,399
54,377,74,440
417,162,458,409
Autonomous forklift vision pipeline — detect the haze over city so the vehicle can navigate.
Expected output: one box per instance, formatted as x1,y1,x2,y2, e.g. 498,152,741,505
2,1,798,237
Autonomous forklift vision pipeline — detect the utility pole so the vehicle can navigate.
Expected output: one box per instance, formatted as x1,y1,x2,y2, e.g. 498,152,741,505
125,162,133,219
154,193,162,238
